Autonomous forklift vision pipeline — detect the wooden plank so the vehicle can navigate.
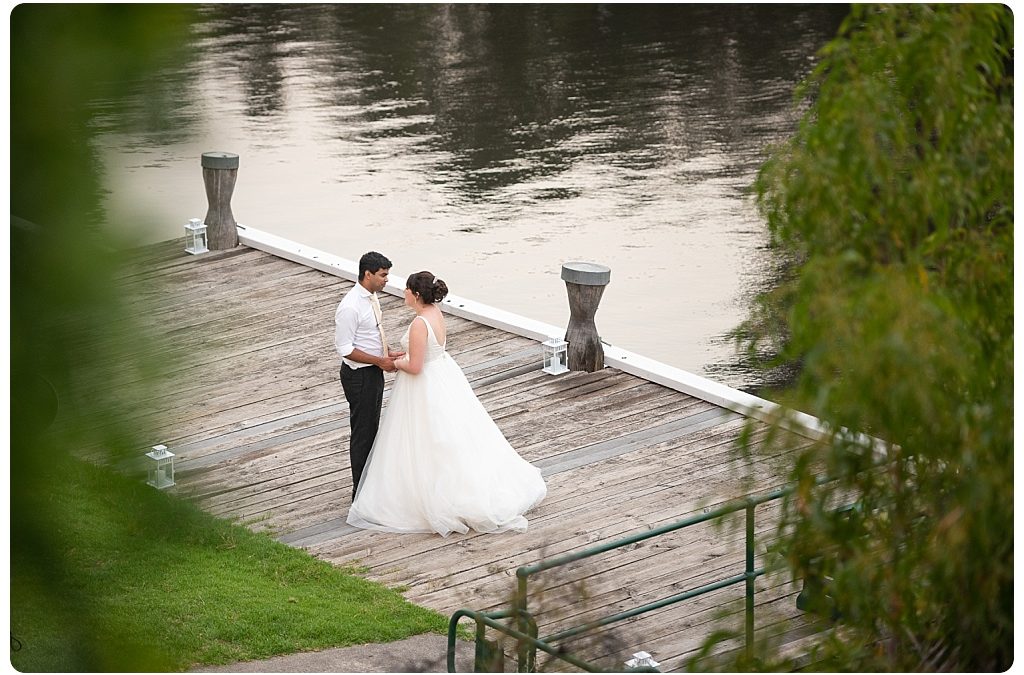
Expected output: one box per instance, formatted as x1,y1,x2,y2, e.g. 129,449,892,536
536,407,742,475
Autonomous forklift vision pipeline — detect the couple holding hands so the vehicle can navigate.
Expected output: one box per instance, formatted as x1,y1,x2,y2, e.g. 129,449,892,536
335,252,547,537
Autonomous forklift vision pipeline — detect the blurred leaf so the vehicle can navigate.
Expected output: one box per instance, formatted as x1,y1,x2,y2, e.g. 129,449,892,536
11,5,193,670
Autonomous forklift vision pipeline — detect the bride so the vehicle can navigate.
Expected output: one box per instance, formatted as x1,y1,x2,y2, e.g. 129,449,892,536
346,271,547,536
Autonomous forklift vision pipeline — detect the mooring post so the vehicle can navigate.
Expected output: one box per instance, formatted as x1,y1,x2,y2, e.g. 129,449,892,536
561,262,611,372
201,151,239,250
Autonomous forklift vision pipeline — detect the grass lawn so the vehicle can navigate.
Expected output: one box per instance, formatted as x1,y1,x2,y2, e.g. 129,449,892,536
10,457,450,672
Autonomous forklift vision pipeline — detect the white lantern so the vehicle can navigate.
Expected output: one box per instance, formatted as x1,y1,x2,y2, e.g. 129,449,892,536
184,218,208,255
625,651,659,670
541,337,569,375
146,444,175,489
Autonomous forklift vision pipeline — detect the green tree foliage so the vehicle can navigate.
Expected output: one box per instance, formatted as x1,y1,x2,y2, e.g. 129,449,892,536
738,5,1012,671
11,5,193,669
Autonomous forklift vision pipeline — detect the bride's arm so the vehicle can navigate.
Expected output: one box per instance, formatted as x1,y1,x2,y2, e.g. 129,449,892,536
394,319,427,375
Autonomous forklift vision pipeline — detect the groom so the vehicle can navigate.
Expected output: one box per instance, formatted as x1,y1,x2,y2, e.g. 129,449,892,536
335,251,404,499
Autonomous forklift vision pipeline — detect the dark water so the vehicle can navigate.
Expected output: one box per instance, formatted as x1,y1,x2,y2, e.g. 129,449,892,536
92,4,847,391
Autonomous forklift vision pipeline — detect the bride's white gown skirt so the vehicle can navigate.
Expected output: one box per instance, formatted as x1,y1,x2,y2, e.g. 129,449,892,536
347,320,547,536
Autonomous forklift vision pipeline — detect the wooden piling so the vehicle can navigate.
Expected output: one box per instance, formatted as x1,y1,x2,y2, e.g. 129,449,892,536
201,151,239,250
561,262,611,372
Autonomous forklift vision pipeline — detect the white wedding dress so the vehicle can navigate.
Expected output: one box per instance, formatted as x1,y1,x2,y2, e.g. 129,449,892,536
346,315,547,536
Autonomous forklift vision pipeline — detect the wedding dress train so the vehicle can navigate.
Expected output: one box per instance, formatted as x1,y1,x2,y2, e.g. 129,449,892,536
346,315,547,536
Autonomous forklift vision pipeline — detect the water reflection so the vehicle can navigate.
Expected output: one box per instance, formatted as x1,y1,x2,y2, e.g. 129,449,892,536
92,4,847,391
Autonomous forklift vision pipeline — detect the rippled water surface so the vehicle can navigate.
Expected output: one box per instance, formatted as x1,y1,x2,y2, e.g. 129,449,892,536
93,4,847,391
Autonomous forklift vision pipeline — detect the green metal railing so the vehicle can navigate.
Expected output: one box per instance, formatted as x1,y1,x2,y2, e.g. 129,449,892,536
447,483,802,673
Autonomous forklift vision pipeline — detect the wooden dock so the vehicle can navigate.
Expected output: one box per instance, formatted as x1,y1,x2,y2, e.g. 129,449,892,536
105,237,823,671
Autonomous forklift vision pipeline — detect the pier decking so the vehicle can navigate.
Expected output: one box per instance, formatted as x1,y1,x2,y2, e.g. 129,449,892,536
108,237,822,670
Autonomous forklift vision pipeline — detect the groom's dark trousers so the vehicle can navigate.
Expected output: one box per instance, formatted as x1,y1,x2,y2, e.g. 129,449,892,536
340,363,385,497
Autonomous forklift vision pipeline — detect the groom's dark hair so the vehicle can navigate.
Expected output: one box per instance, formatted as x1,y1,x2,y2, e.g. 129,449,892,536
359,251,392,281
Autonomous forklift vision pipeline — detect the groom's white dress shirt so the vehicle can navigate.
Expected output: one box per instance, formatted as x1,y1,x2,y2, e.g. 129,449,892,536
335,284,385,369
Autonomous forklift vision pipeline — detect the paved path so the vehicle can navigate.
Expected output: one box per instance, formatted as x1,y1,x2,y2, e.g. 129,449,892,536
190,634,475,673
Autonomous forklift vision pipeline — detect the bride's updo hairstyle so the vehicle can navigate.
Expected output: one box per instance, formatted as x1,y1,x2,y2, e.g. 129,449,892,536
406,271,449,304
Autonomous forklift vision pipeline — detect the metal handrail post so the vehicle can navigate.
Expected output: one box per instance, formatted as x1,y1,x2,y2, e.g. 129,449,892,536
449,609,470,672
526,612,538,672
745,502,755,658
474,617,489,671
516,571,532,672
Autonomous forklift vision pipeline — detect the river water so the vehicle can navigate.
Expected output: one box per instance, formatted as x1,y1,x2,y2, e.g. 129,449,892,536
91,4,847,391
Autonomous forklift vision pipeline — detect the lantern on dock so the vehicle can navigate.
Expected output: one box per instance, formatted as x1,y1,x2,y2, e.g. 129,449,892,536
184,218,208,255
541,337,569,375
146,444,175,489
625,651,659,670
